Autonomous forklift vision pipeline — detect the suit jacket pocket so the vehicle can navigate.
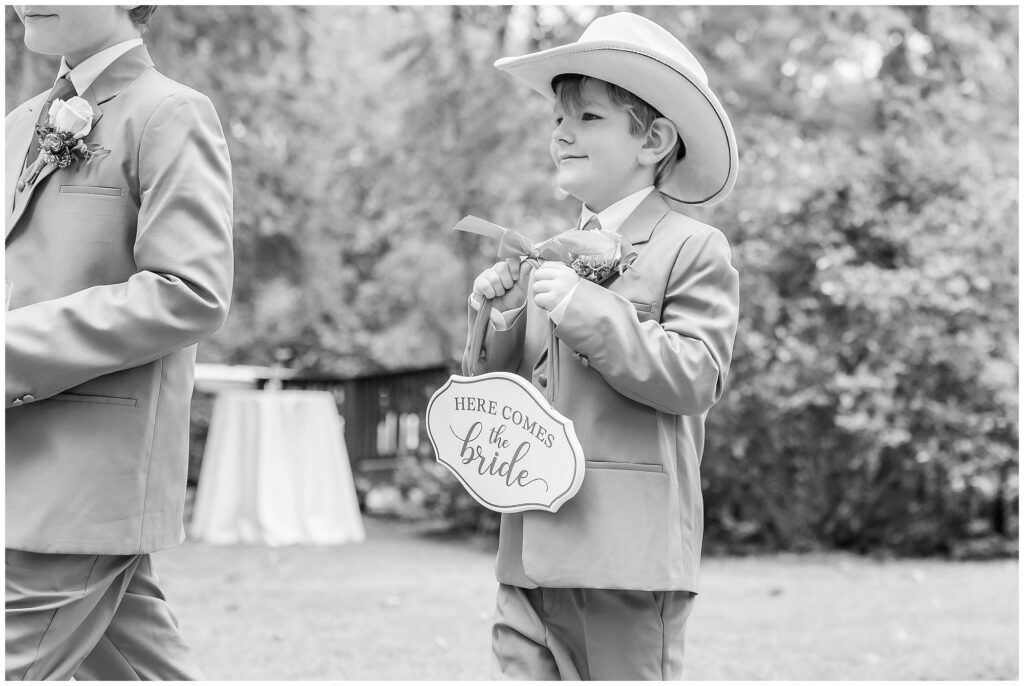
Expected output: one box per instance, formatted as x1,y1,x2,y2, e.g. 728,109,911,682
51,392,137,407
53,187,132,243
522,467,681,589
586,459,664,473
59,185,123,197
631,301,656,323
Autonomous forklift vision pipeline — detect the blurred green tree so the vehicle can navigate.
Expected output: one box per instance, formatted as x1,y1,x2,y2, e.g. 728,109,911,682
5,5,1017,555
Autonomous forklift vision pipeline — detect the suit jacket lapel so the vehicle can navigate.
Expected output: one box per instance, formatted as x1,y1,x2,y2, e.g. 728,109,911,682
7,122,56,239
532,190,672,378
80,86,104,131
89,44,154,106
5,94,45,222
6,45,153,241
589,190,671,290
619,190,671,248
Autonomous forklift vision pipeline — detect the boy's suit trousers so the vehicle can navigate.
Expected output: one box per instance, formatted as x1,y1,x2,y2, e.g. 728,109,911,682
492,583,696,680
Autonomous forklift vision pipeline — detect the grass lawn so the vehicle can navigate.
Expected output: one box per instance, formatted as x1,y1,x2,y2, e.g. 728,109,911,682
153,517,1018,680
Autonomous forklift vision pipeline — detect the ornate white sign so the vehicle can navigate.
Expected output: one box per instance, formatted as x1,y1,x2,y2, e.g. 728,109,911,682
426,372,585,514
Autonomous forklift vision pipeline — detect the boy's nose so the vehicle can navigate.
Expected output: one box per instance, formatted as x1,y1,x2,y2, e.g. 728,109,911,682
552,121,575,144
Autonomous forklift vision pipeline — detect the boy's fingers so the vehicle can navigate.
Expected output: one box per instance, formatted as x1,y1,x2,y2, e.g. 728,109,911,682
538,261,573,277
473,274,497,300
534,263,561,280
505,257,521,279
495,263,514,290
532,273,565,290
491,270,512,295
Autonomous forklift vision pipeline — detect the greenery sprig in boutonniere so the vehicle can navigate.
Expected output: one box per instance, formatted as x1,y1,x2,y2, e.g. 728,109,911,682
560,230,638,284
25,96,108,186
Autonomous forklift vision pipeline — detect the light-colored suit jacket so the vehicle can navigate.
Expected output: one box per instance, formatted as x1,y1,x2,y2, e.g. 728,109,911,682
463,191,739,592
5,45,233,555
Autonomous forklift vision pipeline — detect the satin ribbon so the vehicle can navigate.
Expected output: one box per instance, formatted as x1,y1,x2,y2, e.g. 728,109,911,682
455,215,636,267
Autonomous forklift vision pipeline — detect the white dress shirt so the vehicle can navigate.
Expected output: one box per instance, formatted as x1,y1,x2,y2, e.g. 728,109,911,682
576,186,656,237
56,38,144,94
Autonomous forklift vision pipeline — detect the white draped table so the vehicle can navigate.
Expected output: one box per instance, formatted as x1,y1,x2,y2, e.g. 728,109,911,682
190,390,365,546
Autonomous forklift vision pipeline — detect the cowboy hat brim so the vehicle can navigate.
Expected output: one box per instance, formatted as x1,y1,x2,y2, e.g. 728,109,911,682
495,41,738,206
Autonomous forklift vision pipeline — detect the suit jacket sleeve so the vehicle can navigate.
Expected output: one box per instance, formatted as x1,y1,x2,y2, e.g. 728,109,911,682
554,227,739,416
5,90,234,407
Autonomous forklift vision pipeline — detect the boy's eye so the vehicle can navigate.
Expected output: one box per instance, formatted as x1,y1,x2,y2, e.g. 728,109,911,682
553,117,563,126
581,112,601,121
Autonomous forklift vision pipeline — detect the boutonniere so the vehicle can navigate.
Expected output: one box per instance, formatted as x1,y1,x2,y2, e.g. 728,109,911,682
25,96,108,186
559,230,639,284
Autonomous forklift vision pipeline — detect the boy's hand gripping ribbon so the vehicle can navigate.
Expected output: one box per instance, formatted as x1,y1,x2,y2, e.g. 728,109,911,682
455,216,636,402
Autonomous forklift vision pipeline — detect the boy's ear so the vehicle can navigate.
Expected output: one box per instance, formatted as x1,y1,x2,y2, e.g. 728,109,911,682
638,118,679,167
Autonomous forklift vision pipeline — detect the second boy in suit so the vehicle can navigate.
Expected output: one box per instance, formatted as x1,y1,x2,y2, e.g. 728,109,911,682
5,5,233,679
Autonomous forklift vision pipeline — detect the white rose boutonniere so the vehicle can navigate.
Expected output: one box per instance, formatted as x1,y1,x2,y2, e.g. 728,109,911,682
25,96,109,186
47,96,94,138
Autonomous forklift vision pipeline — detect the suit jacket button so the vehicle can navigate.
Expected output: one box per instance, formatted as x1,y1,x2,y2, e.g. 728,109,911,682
12,399,23,406
537,374,548,387
23,395,34,402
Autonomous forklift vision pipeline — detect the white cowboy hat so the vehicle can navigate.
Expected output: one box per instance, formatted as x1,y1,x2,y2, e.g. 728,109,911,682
495,12,738,207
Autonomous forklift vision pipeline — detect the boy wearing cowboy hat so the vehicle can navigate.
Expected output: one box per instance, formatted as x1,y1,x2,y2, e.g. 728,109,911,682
464,11,740,680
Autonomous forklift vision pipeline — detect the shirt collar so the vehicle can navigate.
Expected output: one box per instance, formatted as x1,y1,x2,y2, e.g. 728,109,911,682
579,186,656,234
57,38,144,95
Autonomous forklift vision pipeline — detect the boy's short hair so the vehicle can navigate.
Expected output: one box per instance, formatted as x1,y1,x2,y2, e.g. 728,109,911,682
129,6,158,27
553,74,686,188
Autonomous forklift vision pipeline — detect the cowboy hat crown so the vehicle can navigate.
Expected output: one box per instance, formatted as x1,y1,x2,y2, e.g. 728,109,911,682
495,12,738,206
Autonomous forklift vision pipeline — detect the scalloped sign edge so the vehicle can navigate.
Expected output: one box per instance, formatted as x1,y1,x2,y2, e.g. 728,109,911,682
426,372,586,514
